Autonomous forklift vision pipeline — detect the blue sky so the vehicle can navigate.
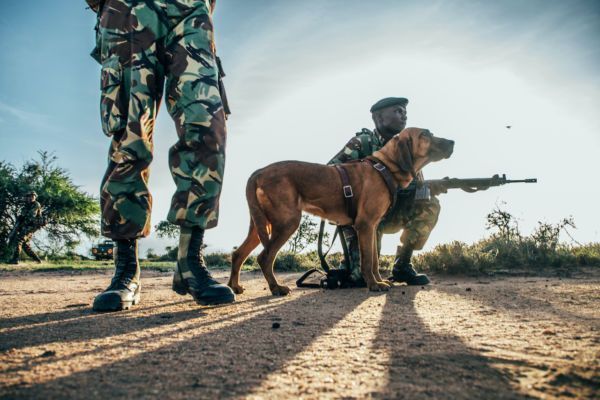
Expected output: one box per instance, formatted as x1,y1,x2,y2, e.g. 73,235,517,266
1,0,599,256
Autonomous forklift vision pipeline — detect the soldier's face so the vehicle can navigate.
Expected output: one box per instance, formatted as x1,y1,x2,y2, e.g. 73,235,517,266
374,105,407,137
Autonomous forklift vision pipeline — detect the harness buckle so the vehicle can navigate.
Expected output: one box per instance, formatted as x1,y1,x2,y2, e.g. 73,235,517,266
343,185,353,198
373,163,386,172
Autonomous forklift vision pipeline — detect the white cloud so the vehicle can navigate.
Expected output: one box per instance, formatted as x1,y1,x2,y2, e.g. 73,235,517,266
0,101,51,130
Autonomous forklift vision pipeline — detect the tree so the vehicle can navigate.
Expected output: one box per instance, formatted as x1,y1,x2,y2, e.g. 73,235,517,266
287,214,328,254
0,152,100,259
154,220,179,239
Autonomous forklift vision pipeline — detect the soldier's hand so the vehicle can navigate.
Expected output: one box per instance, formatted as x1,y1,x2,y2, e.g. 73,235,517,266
429,180,448,196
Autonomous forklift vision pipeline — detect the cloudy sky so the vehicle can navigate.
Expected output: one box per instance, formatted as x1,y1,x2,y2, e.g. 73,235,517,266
0,0,599,257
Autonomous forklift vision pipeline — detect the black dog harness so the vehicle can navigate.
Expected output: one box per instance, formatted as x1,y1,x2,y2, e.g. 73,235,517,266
296,158,401,289
333,157,398,223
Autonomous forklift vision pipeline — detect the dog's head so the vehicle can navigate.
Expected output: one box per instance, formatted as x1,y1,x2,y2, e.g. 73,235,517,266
372,127,454,187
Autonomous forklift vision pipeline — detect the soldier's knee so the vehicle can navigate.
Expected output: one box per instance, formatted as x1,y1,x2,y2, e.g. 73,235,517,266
175,123,226,153
111,138,153,169
411,239,427,251
430,196,441,217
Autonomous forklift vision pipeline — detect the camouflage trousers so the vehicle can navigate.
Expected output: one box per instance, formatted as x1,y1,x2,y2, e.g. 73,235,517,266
94,0,227,239
9,231,41,263
341,196,441,282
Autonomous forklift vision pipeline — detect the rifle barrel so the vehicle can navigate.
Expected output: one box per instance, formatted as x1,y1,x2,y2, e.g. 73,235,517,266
505,178,537,183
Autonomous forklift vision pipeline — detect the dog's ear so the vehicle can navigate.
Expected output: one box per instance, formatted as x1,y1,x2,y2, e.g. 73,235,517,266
396,135,414,174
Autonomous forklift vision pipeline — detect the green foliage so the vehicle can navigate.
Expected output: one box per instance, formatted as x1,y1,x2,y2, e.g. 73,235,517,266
155,245,178,261
287,214,329,254
274,251,319,271
0,152,99,260
146,248,158,260
154,220,179,239
204,251,231,268
413,207,598,275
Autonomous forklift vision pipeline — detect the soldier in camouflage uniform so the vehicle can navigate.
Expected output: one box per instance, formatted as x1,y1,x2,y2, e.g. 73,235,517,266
328,97,442,286
88,0,235,311
8,191,44,264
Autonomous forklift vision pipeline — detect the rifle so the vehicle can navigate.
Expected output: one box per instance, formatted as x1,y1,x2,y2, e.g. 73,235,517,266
415,174,537,199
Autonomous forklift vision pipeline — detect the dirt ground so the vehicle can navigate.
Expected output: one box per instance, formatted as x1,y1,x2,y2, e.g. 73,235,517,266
0,267,598,400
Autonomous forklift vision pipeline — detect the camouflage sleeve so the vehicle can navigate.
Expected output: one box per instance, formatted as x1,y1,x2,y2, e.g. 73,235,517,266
25,202,44,226
327,135,369,165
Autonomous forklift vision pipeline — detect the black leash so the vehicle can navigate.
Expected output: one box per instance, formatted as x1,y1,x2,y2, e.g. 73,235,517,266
296,220,338,288
296,219,354,289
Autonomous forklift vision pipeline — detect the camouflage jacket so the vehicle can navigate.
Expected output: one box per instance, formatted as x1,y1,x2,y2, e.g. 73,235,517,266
328,128,387,165
9,201,46,240
14,201,44,232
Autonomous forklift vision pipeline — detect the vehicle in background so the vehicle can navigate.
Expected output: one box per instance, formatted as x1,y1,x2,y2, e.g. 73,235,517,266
91,240,114,261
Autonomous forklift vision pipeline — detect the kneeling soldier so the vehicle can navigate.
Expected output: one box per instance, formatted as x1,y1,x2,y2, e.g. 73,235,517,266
328,97,440,285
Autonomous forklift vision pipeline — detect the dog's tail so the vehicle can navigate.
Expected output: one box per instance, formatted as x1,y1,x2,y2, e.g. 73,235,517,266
246,172,271,247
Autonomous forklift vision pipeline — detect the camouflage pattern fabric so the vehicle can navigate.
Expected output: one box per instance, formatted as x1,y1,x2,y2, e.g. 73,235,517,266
11,234,42,263
176,226,196,280
9,201,44,263
328,129,440,282
93,0,227,239
328,128,385,165
378,196,441,252
338,195,440,282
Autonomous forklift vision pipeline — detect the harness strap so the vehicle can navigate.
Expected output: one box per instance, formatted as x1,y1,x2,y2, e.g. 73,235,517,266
334,165,357,222
364,156,398,210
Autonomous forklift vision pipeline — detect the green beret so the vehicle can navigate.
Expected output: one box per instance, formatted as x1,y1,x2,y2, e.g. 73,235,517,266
26,191,37,196
369,97,409,113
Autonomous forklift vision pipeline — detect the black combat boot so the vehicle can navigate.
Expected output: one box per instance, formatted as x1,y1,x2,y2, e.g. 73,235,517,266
391,245,430,285
172,227,235,305
93,239,141,311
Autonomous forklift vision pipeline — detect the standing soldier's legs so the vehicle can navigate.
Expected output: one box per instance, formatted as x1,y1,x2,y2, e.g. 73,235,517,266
392,197,441,285
164,1,234,305
93,0,167,311
8,237,23,264
21,240,42,263
9,232,40,264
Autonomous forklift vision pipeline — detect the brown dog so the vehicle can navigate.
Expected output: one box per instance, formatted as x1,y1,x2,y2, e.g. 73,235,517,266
228,127,454,295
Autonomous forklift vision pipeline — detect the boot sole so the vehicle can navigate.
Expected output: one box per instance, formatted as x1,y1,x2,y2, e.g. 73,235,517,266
173,282,235,305
195,293,235,306
390,277,431,286
92,290,141,312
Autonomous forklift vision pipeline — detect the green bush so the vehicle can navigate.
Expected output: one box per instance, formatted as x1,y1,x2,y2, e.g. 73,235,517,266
411,208,598,275
204,251,231,268
274,251,319,271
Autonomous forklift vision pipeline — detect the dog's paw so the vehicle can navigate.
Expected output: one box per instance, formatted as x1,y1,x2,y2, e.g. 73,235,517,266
375,277,392,287
230,284,245,294
271,285,291,296
369,282,391,292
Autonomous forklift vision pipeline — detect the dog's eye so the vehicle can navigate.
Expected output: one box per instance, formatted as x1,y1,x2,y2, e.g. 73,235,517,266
420,130,433,139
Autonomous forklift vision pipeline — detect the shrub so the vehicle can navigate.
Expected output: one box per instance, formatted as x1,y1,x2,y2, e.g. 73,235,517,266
412,208,598,275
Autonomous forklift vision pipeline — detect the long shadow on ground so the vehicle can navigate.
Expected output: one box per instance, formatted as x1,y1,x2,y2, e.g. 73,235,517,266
371,287,530,399
1,289,366,399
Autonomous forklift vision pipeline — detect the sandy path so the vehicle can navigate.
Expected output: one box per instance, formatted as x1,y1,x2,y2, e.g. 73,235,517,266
0,268,598,399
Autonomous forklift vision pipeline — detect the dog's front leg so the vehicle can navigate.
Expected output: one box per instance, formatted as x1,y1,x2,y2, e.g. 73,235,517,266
356,222,390,292
372,244,391,287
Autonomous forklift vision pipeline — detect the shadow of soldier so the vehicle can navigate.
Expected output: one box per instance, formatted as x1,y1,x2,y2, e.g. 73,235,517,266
1,287,369,399
0,272,270,352
369,286,531,399
0,301,201,352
